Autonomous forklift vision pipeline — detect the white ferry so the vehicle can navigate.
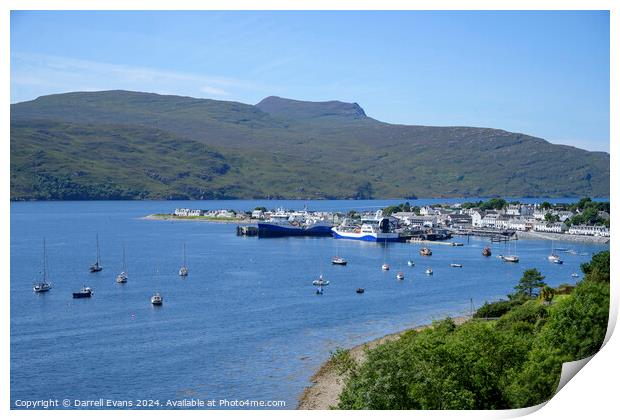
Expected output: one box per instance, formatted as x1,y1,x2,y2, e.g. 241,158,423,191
331,212,400,242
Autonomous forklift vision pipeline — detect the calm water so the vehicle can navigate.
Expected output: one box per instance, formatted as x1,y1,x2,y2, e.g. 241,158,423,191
10,200,609,409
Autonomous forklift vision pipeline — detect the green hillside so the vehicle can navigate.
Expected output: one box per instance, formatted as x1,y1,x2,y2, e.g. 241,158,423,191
10,90,610,200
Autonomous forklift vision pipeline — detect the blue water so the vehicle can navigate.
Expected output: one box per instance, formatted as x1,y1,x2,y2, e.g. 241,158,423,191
10,200,609,409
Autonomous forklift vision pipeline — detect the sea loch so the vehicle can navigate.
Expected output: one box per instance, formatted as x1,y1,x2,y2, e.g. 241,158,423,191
10,199,609,409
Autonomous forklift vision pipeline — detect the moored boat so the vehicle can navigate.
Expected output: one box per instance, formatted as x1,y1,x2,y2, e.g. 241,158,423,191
450,263,463,268
331,256,347,265
482,247,492,257
73,286,93,298
151,293,163,305
33,239,52,293
419,247,432,256
257,208,333,237
312,274,329,286
116,245,128,283
331,212,400,242
425,267,433,275
179,243,189,277
396,272,405,280
89,234,103,272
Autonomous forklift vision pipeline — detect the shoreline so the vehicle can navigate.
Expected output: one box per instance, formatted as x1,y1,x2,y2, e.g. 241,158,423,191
515,230,609,244
297,315,471,410
142,214,255,224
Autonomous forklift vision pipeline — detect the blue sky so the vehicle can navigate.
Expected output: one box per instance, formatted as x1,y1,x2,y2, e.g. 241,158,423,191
10,10,610,152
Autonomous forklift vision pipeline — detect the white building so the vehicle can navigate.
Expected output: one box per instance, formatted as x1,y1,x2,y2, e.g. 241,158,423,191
533,222,566,233
568,225,610,237
471,211,484,227
251,209,265,219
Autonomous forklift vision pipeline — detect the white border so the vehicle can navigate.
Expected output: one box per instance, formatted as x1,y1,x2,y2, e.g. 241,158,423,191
2,2,616,419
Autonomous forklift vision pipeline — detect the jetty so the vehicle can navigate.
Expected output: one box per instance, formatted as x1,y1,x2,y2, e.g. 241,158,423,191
236,225,258,236
408,239,464,246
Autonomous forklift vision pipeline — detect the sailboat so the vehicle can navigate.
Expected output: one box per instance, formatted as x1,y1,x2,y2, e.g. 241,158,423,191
33,239,52,293
547,240,563,264
381,238,390,270
116,245,128,283
407,248,415,267
331,241,347,265
501,239,519,263
312,274,330,286
151,268,163,305
178,243,189,277
89,234,103,272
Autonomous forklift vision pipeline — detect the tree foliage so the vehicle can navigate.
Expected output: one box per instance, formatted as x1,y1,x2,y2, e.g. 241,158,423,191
337,252,610,410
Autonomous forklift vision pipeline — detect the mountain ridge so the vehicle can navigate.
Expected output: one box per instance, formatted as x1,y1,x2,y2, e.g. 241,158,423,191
10,90,609,200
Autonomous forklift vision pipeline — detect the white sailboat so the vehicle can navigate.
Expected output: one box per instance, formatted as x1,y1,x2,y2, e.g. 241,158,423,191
33,238,52,293
116,245,128,283
547,240,563,264
151,268,163,305
407,248,415,267
178,243,189,277
381,238,390,270
502,239,519,263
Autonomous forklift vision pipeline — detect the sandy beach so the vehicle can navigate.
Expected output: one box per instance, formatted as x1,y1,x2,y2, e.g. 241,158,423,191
297,315,471,410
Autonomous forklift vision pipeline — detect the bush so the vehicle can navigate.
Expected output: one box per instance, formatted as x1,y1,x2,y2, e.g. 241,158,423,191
495,300,548,332
474,300,521,318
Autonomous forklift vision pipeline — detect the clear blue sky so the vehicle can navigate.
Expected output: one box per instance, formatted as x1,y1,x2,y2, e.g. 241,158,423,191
10,10,610,152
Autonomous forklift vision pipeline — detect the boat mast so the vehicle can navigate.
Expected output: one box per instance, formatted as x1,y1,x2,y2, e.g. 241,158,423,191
96,233,100,265
42,238,48,282
183,243,187,267
122,245,126,272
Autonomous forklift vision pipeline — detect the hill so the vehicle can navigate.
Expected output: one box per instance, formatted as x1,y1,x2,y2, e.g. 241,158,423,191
10,90,610,200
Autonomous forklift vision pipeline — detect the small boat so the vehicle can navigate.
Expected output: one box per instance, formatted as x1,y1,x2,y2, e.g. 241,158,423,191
179,243,189,277
571,272,579,278
151,293,163,305
482,247,492,257
356,288,365,294
419,247,432,256
550,257,564,264
33,239,52,293
89,234,103,272
407,259,415,267
116,272,128,283
331,256,347,265
312,274,329,286
425,268,433,275
73,286,93,298
381,263,390,271
450,263,463,268
396,272,405,280
116,245,128,283
502,255,519,263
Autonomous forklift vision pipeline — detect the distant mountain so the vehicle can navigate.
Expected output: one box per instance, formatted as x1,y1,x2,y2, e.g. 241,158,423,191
256,96,367,121
10,90,609,200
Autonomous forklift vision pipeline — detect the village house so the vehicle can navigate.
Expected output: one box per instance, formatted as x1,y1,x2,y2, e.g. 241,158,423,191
568,224,610,237
533,222,567,233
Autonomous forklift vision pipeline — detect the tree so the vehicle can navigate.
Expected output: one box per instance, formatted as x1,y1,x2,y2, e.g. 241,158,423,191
581,251,610,283
539,286,555,303
544,213,559,223
514,269,546,298
540,201,552,210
